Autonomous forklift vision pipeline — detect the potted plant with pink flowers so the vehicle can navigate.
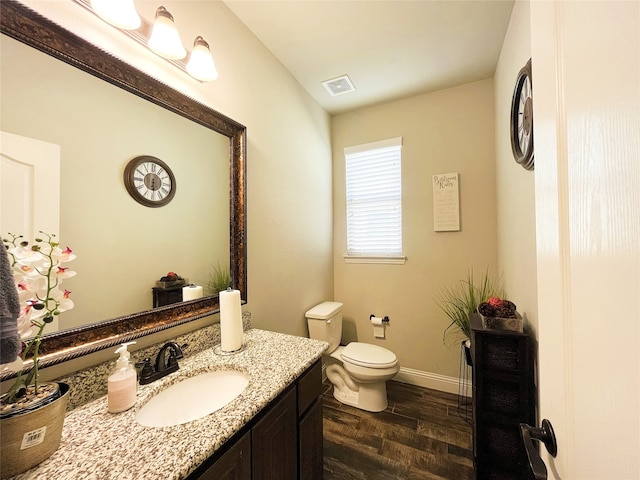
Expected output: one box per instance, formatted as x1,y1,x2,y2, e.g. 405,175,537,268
1,232,76,478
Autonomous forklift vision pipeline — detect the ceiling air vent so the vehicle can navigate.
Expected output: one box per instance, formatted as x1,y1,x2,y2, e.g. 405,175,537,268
321,74,356,96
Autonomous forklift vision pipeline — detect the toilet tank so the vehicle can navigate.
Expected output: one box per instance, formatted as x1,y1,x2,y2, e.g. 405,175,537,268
305,301,343,353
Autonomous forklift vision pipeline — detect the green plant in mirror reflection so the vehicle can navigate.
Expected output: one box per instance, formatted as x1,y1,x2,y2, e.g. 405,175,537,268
208,261,230,295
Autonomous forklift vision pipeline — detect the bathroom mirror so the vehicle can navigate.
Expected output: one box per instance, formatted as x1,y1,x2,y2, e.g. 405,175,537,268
0,0,246,378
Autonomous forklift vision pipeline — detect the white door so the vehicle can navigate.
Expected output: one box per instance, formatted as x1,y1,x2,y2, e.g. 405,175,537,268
531,2,639,479
1,131,61,333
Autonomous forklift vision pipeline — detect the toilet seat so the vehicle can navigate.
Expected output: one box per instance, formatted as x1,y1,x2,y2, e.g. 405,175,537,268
341,342,398,369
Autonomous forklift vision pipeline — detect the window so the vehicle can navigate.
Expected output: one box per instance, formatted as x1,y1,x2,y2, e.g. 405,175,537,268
344,137,405,264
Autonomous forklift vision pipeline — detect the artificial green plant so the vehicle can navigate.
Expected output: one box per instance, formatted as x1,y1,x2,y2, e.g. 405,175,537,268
437,269,504,344
207,261,231,294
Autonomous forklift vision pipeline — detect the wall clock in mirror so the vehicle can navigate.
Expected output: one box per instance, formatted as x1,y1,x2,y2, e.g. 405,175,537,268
510,59,534,170
124,155,176,207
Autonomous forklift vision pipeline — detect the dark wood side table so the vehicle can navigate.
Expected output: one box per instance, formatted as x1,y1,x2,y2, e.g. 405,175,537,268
152,286,183,308
470,313,536,480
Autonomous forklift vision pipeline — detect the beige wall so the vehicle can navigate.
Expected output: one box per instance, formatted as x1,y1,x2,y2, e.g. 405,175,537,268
494,1,538,334
332,79,498,379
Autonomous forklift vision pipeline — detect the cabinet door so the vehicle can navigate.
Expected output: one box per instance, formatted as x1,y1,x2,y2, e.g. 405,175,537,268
252,387,298,480
196,431,251,480
299,397,323,480
297,360,322,416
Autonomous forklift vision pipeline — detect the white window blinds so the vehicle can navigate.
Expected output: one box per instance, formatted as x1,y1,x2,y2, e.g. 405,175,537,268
345,137,403,257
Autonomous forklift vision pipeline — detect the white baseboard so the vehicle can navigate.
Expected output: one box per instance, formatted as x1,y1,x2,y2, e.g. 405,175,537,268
392,366,471,397
322,363,471,397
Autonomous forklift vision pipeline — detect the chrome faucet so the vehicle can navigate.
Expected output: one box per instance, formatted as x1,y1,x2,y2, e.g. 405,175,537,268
137,342,187,385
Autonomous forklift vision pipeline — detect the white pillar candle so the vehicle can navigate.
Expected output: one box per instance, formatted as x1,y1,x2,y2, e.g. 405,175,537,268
182,284,203,301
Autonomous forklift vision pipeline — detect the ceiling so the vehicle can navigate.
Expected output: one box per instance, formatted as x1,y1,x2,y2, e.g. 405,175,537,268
224,0,514,115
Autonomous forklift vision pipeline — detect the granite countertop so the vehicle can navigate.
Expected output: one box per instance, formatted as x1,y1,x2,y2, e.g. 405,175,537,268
13,329,328,480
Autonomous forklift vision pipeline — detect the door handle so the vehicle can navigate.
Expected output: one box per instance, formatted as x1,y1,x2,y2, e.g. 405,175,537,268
520,419,557,480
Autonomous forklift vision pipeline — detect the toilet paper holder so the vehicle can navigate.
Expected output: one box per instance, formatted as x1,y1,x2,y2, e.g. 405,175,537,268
370,314,390,323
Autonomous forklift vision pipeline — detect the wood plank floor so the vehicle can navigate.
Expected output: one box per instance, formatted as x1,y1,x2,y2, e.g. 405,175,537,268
322,380,473,480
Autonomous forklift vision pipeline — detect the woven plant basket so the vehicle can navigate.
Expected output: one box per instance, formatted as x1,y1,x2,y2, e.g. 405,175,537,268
0,382,69,479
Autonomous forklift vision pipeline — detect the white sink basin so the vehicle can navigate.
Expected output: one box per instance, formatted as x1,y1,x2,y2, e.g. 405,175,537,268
136,370,249,427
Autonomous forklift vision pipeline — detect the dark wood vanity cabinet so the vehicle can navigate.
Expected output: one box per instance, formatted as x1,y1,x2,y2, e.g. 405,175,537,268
298,399,323,479
187,359,323,480
252,387,298,480
297,360,324,480
195,431,251,480
470,314,536,480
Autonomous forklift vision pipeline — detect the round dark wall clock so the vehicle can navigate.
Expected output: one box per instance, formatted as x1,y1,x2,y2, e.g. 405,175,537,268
123,155,176,207
510,59,534,170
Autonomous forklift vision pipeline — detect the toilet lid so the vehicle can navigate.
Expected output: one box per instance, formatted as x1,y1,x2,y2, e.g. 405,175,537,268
341,342,398,369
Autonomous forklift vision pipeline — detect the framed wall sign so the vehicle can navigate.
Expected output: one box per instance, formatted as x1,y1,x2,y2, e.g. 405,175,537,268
432,173,460,232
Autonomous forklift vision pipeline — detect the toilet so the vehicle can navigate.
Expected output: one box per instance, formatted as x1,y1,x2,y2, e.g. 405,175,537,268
305,301,399,412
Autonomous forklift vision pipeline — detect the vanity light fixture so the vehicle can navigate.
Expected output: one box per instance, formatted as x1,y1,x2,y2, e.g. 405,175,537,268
186,36,218,82
90,0,141,30
148,6,186,60
76,0,218,82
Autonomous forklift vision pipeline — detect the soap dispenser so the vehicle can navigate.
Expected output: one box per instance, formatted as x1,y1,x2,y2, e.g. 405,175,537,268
108,341,137,413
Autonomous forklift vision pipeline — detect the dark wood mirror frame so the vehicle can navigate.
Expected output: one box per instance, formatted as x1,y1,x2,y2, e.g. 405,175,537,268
0,0,247,379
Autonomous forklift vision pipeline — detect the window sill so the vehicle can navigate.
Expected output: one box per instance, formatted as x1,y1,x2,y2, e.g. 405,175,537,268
343,255,407,265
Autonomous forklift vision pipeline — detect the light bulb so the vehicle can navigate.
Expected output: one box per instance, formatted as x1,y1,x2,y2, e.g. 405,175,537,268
90,0,141,30
148,6,186,60
186,36,218,82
